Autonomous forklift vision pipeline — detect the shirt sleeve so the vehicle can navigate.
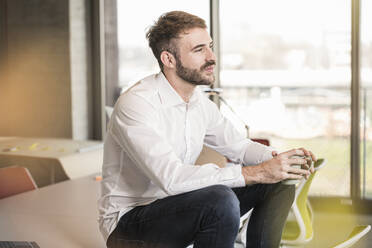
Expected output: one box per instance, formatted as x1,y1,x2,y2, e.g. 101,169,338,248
108,92,245,196
203,97,276,166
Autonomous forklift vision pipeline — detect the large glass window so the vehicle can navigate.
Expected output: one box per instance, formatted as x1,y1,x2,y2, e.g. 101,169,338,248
360,0,372,199
117,1,209,92
110,1,370,200
220,0,351,196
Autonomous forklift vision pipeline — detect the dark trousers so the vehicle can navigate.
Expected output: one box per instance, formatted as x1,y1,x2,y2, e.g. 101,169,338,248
107,183,295,248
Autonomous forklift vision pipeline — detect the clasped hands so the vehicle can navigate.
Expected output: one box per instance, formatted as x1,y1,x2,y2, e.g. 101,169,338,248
242,148,317,185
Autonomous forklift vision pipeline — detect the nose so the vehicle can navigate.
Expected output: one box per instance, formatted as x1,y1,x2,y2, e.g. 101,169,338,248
206,47,216,61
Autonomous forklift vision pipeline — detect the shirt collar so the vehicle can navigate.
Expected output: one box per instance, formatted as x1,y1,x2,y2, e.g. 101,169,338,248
156,72,201,107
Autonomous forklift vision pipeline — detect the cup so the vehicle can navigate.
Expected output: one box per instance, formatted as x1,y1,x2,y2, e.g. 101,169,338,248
282,155,312,185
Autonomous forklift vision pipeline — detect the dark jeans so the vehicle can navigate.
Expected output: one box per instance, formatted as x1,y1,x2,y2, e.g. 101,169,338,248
107,183,295,248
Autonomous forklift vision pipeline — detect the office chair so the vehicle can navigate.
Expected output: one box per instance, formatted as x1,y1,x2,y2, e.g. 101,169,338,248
332,225,371,248
0,166,37,199
280,158,327,247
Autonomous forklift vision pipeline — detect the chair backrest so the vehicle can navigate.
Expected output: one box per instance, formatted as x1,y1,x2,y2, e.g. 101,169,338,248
332,225,371,248
0,166,37,199
295,158,327,240
296,169,317,240
313,158,327,171
281,158,327,245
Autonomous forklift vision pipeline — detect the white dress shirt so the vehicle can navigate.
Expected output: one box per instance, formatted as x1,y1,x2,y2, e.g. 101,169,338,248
98,72,275,242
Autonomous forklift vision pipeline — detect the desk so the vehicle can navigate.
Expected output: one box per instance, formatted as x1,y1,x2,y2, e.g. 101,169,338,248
0,174,106,248
0,137,103,187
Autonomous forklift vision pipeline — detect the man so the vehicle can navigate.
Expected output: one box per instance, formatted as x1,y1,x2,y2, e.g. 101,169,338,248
98,11,316,248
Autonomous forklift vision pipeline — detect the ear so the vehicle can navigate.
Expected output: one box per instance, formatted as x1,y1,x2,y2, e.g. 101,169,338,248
160,51,176,69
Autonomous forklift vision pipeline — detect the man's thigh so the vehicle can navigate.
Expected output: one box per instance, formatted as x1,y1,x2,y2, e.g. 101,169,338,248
107,184,238,248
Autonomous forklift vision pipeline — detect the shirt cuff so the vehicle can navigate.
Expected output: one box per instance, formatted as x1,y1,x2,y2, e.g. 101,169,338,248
261,148,275,162
220,164,245,188
243,143,277,165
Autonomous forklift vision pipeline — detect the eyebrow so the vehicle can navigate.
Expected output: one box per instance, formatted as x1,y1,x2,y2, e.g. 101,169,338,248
191,41,214,51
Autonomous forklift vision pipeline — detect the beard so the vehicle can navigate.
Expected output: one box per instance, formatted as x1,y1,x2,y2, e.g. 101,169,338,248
175,56,216,86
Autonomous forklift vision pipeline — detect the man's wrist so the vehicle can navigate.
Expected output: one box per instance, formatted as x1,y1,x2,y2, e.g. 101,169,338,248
241,165,263,185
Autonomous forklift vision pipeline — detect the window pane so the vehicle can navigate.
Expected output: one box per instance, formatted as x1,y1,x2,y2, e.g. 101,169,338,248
360,0,372,199
220,0,351,196
117,1,209,91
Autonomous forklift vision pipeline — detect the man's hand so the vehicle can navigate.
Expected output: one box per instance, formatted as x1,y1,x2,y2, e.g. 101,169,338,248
295,147,316,178
242,148,317,185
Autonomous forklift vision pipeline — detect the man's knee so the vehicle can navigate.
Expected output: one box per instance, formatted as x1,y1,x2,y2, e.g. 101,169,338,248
200,185,240,224
280,183,295,200
272,183,296,206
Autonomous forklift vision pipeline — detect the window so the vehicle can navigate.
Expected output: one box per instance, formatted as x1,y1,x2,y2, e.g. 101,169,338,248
220,0,351,196
360,0,372,199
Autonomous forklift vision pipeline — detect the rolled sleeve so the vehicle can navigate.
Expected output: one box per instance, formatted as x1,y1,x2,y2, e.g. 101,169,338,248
202,96,276,166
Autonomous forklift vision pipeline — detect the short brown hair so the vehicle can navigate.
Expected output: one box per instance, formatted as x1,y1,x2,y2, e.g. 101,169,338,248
146,11,207,70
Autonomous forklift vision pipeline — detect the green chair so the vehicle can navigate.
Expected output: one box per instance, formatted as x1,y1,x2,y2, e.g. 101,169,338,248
280,158,327,247
332,225,371,248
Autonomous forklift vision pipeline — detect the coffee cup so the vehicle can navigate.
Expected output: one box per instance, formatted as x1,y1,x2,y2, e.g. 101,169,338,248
281,155,312,185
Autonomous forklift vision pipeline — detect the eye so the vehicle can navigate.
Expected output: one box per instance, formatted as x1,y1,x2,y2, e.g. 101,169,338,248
195,48,203,52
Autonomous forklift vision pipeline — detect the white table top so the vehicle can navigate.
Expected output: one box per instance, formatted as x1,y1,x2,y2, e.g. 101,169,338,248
0,137,103,159
0,174,106,248
0,137,103,184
